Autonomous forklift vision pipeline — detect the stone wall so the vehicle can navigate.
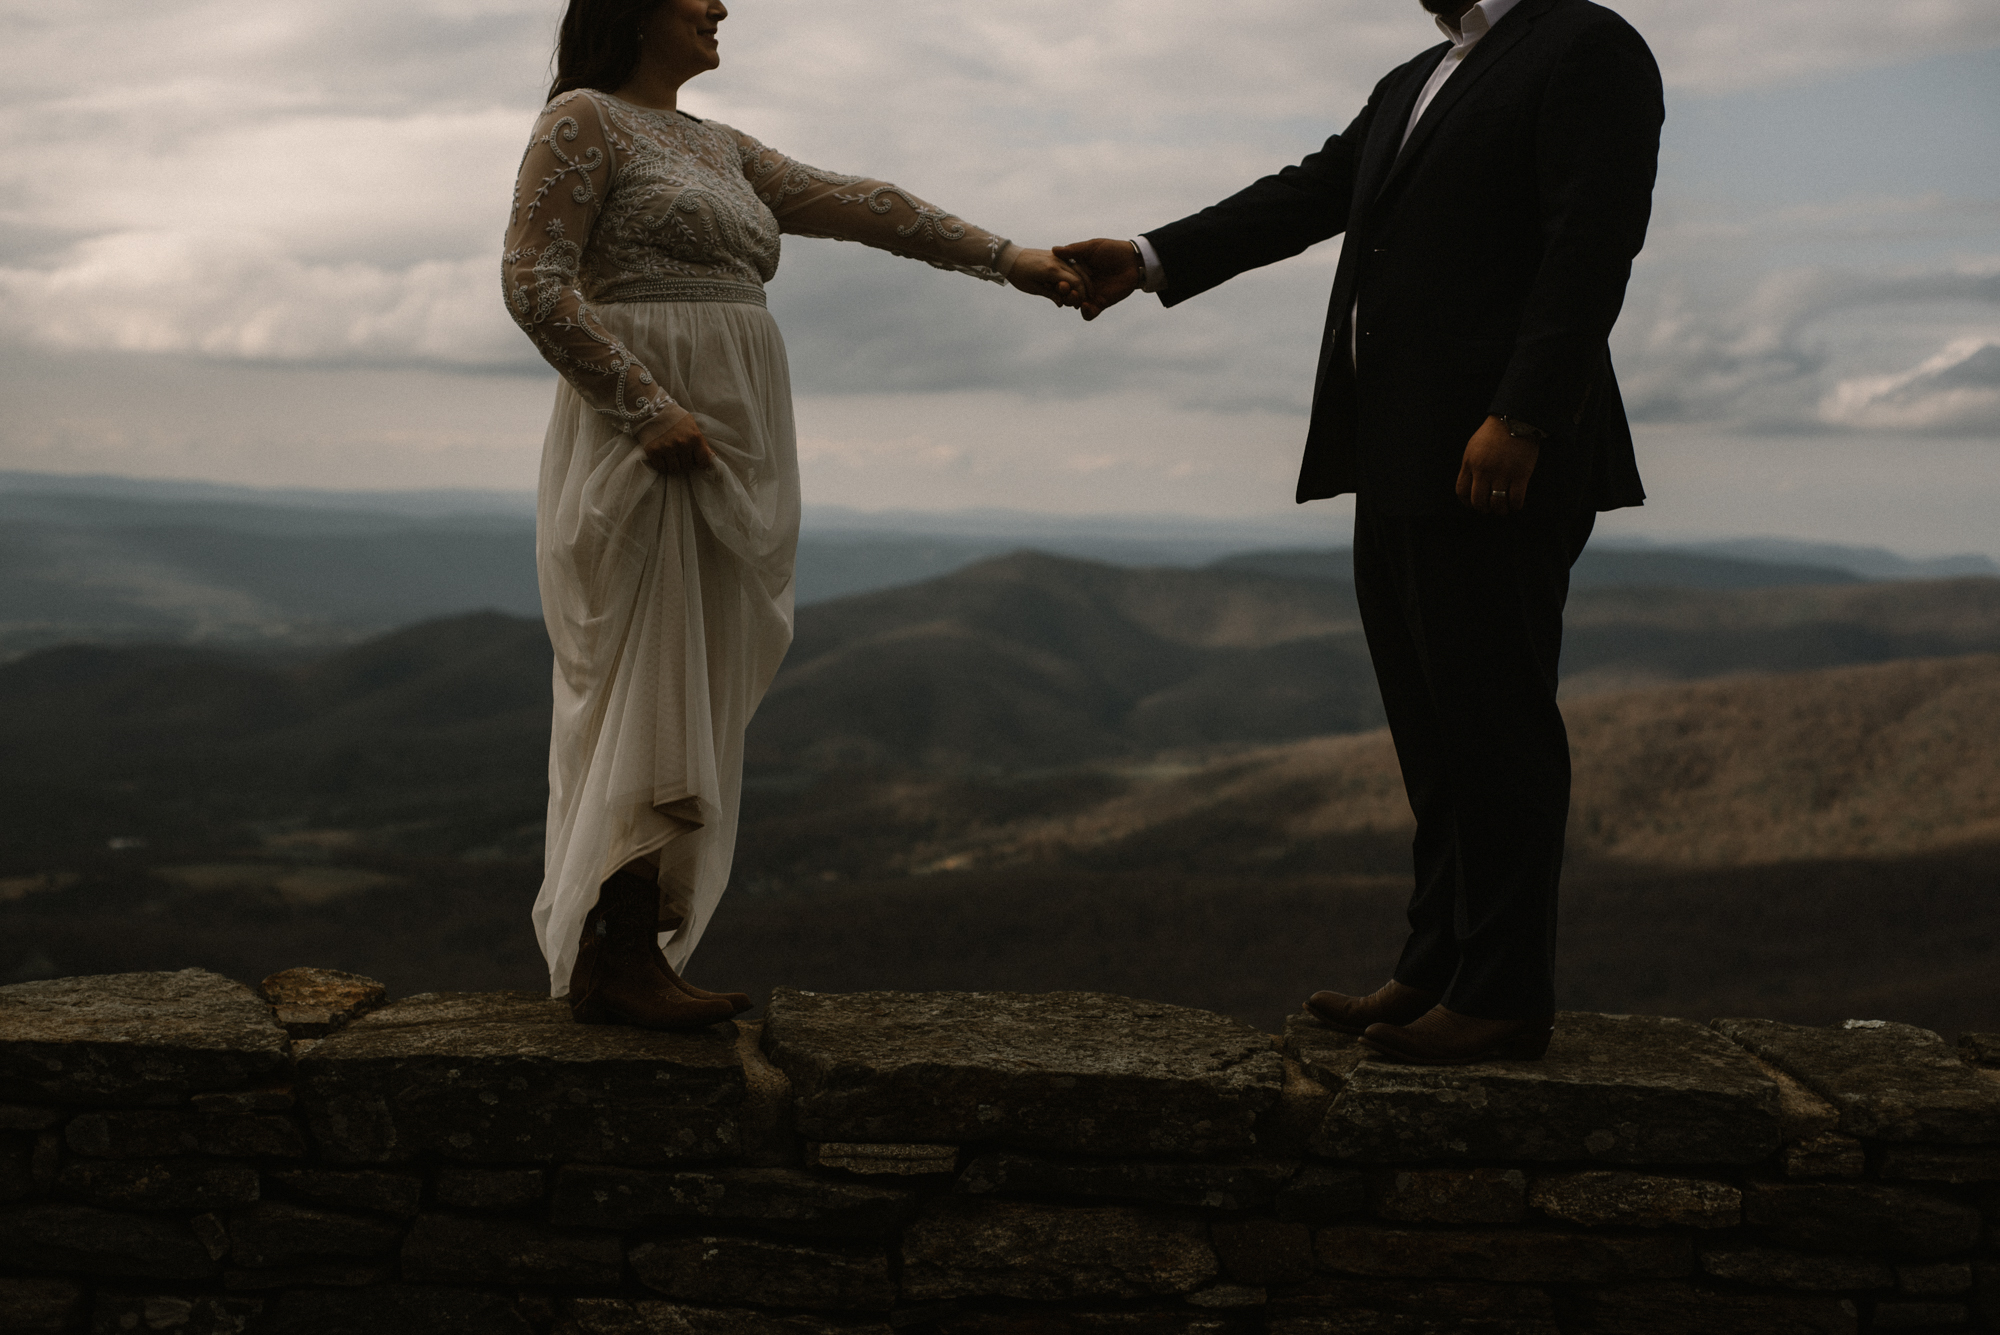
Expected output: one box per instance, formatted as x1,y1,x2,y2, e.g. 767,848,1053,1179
2,967,1997,1335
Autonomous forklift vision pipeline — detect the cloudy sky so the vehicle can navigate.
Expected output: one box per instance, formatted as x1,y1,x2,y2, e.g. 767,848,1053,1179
2,0,1997,555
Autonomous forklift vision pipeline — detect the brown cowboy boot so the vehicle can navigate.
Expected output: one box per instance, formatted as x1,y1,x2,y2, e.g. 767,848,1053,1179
1361,1006,1555,1065
598,869,754,1014
1305,980,1441,1035
568,874,735,1030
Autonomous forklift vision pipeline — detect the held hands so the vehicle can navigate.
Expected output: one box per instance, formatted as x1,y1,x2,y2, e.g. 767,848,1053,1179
641,411,716,477
1051,239,1143,320
1007,249,1093,308
1455,416,1540,515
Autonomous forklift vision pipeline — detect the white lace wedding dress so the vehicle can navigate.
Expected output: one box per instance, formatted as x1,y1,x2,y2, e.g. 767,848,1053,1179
504,88,1023,997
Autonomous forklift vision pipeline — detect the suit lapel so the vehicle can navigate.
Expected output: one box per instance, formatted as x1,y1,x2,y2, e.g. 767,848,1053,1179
1354,49,1445,211
1378,0,1557,197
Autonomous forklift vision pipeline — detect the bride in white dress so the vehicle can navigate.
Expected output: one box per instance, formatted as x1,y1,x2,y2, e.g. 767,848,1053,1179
504,0,1087,1027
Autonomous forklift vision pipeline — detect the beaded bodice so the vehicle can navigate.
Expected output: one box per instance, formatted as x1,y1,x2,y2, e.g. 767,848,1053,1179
503,89,1019,438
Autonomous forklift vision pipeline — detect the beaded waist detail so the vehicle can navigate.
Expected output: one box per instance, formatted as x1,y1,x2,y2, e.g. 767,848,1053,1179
597,278,769,307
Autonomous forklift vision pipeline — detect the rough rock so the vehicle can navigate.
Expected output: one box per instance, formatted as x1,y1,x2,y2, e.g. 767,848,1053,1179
1313,1225,1691,1283
1563,1283,1857,1334
762,990,1283,1156
1896,1261,1973,1295
435,1166,547,1210
65,1111,303,1158
1877,1145,2000,1183
1741,1182,1983,1257
1960,1033,1999,1068
0,1276,84,1334
555,1300,894,1335
1528,1172,1740,1229
1275,1165,1370,1223
0,970,289,1107
957,1152,1296,1211
222,1261,392,1289
1264,1058,1340,1159
0,1106,60,1130
629,1234,894,1311
294,991,744,1164
1266,1278,1559,1335
258,967,387,1039
1758,1060,1841,1141
1870,1301,1967,1328
91,1293,264,1334
1313,1013,1781,1164
255,1285,534,1335
1698,1243,1893,1291
1716,1018,2000,1143
1373,1168,1526,1224
1976,1261,1999,1324
30,1130,56,1190
225,1201,404,1268
551,1164,916,1236
733,1022,798,1168
900,1199,1218,1301
1282,1016,1372,1094
55,1158,259,1211
190,1087,294,1113
265,1168,422,1218
0,1203,218,1278
1211,1217,1315,1286
401,1213,624,1286
941,1315,1248,1335
1785,1132,1866,1178
804,1142,956,1175
941,1316,1249,1335
0,1135,30,1203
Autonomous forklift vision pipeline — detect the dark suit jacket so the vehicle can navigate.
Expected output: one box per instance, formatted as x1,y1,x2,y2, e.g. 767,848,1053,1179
1145,0,1663,515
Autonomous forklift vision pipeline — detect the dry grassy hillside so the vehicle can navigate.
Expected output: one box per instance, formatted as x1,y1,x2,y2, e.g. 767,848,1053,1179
852,653,2000,876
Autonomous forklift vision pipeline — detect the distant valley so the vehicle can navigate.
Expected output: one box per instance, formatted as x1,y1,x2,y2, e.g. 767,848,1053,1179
2,473,1996,1037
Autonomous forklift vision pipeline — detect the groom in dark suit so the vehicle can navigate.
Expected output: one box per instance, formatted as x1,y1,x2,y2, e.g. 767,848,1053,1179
1058,0,1663,1063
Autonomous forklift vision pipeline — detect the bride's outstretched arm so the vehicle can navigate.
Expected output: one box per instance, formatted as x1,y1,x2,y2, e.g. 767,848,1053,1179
732,130,1085,305
502,93,690,450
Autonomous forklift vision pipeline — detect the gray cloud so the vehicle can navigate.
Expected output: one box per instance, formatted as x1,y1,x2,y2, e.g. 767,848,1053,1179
0,0,1996,431
1619,264,2000,433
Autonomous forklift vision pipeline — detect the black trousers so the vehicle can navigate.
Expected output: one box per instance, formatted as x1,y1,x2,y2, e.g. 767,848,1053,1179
1352,500,1596,1021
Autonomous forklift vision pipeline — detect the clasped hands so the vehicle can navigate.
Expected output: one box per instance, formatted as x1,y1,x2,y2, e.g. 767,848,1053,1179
1042,236,1540,515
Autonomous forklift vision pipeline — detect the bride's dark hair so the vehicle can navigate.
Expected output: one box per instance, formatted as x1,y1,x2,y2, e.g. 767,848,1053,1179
547,0,658,102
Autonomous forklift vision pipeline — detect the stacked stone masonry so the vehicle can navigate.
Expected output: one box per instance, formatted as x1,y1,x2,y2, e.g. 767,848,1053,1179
0,968,1996,1334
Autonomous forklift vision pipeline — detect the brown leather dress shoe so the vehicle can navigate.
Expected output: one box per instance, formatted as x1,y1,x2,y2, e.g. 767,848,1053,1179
1305,980,1441,1035
1360,1006,1555,1065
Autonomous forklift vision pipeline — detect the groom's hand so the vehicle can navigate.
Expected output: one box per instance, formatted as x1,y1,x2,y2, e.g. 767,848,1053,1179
1455,417,1539,514
1052,239,1143,320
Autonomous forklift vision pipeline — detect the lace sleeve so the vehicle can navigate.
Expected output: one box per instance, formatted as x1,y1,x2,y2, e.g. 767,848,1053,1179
503,93,684,444
731,129,1022,284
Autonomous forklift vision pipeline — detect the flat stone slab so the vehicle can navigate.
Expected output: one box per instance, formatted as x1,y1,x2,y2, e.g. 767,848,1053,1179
761,990,1283,1156
1312,1012,1782,1164
957,1151,1296,1211
1717,1018,2000,1143
1960,1034,1999,1068
900,1199,1218,1301
0,970,289,1107
294,992,744,1165
259,968,387,1040
550,1164,917,1236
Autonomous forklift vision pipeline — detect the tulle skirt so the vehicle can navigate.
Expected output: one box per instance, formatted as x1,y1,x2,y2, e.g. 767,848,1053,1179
530,299,800,996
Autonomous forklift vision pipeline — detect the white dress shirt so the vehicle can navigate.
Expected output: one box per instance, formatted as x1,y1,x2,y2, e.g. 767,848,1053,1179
1134,0,1528,324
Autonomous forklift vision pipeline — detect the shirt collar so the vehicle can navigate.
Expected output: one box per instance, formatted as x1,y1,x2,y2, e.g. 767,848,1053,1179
1437,0,1526,46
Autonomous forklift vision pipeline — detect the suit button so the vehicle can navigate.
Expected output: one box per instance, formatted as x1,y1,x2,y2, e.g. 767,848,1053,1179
1372,247,1388,254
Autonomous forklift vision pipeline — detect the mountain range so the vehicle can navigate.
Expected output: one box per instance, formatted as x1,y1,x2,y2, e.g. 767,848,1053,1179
5,471,1995,658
